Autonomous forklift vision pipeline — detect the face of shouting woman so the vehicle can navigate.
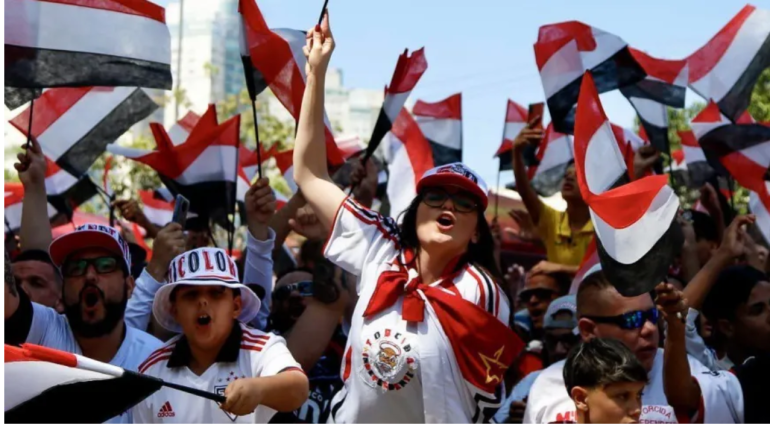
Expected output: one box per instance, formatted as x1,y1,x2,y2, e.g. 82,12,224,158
415,186,480,259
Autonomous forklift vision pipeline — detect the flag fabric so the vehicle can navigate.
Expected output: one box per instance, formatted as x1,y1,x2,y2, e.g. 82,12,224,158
238,0,344,167
750,189,770,245
365,48,429,159
5,0,172,90
568,237,599,295
5,87,41,110
335,135,366,161
9,87,158,177
686,4,770,122
526,123,574,197
691,101,770,193
493,100,528,171
4,183,58,234
534,21,646,134
4,343,162,424
168,111,202,146
138,190,174,227
383,109,435,220
413,93,463,166
108,114,242,228
44,157,99,219
240,142,278,182
619,48,688,154
573,71,680,297
611,123,646,179
678,130,715,187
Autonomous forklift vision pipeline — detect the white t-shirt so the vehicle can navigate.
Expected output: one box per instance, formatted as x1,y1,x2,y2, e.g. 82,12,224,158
132,323,302,423
324,198,510,424
27,303,163,423
523,349,744,424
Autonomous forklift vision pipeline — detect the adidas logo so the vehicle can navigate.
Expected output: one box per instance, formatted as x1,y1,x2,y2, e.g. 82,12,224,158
157,401,175,418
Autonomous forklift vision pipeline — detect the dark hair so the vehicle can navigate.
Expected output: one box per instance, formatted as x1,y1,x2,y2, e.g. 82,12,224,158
5,250,14,289
551,271,573,295
299,239,325,268
398,193,502,282
275,266,314,283
12,249,63,283
691,211,718,243
576,270,613,316
703,265,768,321
563,337,649,395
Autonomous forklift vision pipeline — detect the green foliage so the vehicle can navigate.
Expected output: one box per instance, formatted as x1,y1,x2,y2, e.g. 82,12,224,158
748,68,770,122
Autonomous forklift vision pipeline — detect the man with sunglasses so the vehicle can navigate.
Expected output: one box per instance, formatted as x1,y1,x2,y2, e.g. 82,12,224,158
524,269,743,424
4,224,163,423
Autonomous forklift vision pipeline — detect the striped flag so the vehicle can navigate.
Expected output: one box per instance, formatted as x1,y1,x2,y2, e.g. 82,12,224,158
5,0,172,89
569,237,599,295
527,123,574,197
108,113,242,229
274,149,297,195
535,21,646,134
167,111,204,146
574,71,679,297
5,87,41,110
364,48,428,159
619,49,688,154
691,100,770,193
413,93,463,166
238,0,343,167
493,100,528,171
678,130,714,188
43,157,99,219
9,87,158,177
138,190,174,228
687,5,770,122
4,183,58,235
383,109,435,220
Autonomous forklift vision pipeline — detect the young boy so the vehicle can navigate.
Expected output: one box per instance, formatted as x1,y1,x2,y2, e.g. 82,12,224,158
132,247,309,423
562,338,649,424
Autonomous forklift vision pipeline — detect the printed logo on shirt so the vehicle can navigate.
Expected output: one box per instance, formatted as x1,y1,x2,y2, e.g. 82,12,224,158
361,328,418,391
554,410,575,423
640,405,677,424
215,375,243,422
157,401,175,418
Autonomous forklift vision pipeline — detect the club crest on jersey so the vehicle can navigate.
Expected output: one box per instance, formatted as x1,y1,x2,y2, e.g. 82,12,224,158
216,384,238,422
361,329,417,391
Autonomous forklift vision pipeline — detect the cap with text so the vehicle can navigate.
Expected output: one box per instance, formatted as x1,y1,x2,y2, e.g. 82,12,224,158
416,163,489,210
49,224,131,271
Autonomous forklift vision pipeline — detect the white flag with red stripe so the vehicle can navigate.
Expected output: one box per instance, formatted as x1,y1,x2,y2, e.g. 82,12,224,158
413,93,463,167
494,100,528,171
5,0,171,89
574,71,680,297
9,87,158,177
383,109,436,220
677,130,714,187
273,149,298,195
526,123,574,197
687,4,770,122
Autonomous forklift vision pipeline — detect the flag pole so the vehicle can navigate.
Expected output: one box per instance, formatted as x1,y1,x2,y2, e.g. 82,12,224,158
494,169,501,219
5,217,14,235
23,99,35,156
317,0,329,25
250,99,262,179
228,139,240,256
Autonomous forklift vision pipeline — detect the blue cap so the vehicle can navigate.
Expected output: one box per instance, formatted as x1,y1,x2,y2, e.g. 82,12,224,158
543,295,577,330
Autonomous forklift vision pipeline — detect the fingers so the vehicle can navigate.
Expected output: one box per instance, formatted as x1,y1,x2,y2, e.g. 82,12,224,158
731,214,756,229
312,24,324,50
527,115,542,128
320,9,331,36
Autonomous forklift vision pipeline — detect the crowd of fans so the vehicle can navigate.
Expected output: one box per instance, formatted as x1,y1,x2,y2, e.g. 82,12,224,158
4,14,769,424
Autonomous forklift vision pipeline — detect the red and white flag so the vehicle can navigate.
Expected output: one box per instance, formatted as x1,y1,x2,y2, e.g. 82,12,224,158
569,237,600,295
10,87,158,177
691,100,770,194
5,0,171,89
364,48,428,159
535,21,646,134
526,123,574,197
138,190,174,227
574,71,679,297
238,0,343,167
687,4,770,122
493,100,528,171
619,48,688,154
273,149,297,195
4,183,58,234
677,130,714,187
413,93,463,166
168,111,203,146
108,112,242,229
383,109,435,219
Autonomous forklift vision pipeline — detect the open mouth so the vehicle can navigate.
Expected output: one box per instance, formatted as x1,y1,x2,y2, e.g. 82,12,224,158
196,314,212,326
81,286,102,308
436,212,456,231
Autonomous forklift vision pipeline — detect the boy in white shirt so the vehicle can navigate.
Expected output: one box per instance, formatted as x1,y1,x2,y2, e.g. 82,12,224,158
133,247,308,423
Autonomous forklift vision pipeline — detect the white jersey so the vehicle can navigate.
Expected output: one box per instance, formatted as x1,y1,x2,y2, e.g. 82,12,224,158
27,303,162,423
132,322,302,423
324,198,511,424
524,349,744,424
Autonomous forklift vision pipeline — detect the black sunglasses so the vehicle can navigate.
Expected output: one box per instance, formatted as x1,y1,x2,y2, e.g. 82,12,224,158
62,256,120,278
582,308,659,330
273,281,313,300
421,187,478,213
519,287,557,302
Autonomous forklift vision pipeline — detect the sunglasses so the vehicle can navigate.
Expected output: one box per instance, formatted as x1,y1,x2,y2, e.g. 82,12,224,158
583,308,659,330
273,281,313,300
421,187,478,214
62,256,120,278
519,287,557,302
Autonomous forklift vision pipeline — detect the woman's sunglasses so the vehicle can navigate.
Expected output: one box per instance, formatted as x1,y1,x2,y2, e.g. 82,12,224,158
421,187,478,213
582,308,659,330
62,256,120,278
273,281,313,300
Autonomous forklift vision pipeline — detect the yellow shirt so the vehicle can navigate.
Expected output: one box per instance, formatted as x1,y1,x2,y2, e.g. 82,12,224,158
536,202,594,267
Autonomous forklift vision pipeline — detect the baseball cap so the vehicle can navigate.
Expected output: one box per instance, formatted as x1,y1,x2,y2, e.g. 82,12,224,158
49,223,131,272
416,163,489,210
544,295,577,330
153,247,260,333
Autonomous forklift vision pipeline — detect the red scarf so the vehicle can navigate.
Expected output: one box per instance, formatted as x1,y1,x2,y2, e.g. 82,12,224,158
363,264,524,394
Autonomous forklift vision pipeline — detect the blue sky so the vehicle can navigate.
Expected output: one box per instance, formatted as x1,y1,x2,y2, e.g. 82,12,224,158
162,0,764,186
